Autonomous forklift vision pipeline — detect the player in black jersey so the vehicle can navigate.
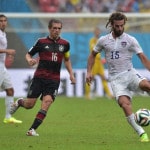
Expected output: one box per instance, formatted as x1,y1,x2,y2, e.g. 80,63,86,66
10,19,76,136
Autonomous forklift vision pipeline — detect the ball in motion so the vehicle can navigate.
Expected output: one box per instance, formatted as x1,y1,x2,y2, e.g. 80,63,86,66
134,108,150,127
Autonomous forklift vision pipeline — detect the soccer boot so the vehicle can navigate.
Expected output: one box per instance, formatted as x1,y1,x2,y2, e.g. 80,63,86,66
10,98,23,114
26,129,39,136
3,117,22,124
140,133,149,142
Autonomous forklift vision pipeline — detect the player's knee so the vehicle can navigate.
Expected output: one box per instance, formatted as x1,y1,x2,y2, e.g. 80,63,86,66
140,80,150,92
44,99,53,106
5,88,14,96
118,96,131,109
24,101,36,109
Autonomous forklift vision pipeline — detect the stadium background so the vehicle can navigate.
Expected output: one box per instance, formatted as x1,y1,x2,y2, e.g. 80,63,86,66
0,0,150,97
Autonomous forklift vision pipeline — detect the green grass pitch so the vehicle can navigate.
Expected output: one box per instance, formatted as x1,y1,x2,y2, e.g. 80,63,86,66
0,96,150,150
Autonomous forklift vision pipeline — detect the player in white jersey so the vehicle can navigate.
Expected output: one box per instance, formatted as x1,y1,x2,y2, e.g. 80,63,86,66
86,12,150,142
0,14,22,124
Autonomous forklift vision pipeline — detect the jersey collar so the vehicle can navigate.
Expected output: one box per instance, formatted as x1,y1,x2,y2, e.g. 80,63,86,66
47,36,60,42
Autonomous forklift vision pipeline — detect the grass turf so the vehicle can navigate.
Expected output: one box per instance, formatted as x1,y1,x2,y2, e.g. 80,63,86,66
0,96,150,150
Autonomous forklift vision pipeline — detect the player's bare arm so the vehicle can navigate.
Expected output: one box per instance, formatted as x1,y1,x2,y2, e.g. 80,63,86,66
138,53,150,71
86,50,97,85
64,58,76,84
0,49,16,55
64,51,76,84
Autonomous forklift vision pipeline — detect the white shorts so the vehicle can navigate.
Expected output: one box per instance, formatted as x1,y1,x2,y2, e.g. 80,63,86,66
110,69,145,101
0,69,13,91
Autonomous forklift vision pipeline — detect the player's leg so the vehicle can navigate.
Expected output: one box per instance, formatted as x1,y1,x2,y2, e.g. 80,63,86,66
3,72,22,123
10,97,37,113
26,79,58,136
111,72,149,142
4,88,22,123
139,79,150,92
4,88,14,119
26,95,53,136
85,83,91,99
10,77,40,114
118,95,149,142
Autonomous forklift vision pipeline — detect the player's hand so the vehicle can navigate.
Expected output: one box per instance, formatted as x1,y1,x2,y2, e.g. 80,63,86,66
86,73,93,86
28,58,37,66
70,75,76,84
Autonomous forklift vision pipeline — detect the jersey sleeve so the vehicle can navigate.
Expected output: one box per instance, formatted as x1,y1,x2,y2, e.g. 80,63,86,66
130,37,143,54
64,41,70,58
28,39,40,56
93,37,103,53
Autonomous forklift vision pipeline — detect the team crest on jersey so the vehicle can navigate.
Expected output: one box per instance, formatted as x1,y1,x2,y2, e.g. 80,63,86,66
59,45,64,52
121,42,127,47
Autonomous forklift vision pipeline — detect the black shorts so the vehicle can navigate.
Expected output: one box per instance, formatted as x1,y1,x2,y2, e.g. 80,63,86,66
27,78,60,100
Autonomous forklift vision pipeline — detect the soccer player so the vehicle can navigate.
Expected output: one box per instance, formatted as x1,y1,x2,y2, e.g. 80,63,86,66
10,19,76,136
86,12,150,142
0,14,22,124
85,27,113,99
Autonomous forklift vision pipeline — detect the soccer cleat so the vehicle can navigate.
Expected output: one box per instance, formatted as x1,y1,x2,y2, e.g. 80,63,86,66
26,129,39,136
140,133,149,142
3,117,22,124
10,98,23,114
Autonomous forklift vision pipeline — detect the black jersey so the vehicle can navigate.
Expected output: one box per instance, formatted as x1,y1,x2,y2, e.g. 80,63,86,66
28,36,70,81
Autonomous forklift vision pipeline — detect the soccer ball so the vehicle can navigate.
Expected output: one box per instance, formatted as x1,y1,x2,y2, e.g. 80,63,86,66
134,108,150,127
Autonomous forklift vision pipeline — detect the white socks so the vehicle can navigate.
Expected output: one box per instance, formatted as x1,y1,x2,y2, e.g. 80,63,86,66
127,113,145,136
5,96,13,119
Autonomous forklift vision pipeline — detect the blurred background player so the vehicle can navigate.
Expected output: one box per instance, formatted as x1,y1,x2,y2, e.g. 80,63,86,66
85,27,113,99
0,14,22,124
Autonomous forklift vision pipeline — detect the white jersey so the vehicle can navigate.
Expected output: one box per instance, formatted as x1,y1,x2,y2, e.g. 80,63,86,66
0,29,7,70
93,32,143,77
0,30,13,90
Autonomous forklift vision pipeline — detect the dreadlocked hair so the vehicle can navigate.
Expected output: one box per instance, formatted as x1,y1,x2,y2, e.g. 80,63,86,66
106,12,127,29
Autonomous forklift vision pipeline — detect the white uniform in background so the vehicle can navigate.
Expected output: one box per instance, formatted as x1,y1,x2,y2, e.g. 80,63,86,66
0,29,13,91
0,15,22,123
